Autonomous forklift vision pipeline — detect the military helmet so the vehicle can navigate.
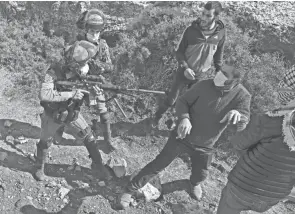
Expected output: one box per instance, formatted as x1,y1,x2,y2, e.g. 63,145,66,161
64,40,97,64
86,10,104,30
76,9,105,30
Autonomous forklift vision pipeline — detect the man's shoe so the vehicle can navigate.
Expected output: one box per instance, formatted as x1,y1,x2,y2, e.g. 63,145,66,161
190,184,203,200
118,191,135,209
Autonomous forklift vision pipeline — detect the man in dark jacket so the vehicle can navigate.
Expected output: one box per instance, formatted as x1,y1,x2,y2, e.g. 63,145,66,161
153,1,226,127
216,68,295,214
118,64,251,209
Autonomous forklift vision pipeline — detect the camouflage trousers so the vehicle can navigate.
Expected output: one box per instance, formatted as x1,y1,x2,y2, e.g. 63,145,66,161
40,111,91,143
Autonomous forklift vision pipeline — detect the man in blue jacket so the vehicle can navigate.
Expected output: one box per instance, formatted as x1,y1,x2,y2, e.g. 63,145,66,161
152,1,226,127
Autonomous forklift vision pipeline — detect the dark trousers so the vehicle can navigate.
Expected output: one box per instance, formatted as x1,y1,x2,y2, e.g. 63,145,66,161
128,131,213,191
216,181,275,214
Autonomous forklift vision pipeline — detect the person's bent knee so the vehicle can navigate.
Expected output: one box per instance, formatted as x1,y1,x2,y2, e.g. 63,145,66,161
76,126,95,142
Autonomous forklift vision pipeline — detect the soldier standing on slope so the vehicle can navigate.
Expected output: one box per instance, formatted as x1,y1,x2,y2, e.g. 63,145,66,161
35,40,112,181
55,9,114,147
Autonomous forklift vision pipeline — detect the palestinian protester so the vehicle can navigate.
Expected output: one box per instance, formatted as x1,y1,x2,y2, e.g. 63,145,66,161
118,64,251,209
152,1,226,127
216,67,295,214
35,40,111,181
55,8,114,146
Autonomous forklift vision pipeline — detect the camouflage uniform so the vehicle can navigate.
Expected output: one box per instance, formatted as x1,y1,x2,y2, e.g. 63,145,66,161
56,9,114,145
35,41,111,181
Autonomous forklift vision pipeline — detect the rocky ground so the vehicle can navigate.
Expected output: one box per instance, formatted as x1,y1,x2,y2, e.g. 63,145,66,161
0,68,295,214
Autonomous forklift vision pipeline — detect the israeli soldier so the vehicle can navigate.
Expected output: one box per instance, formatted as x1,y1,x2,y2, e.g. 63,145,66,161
56,8,114,145
35,40,111,181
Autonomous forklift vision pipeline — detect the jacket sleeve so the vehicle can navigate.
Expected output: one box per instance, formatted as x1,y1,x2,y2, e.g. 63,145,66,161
175,27,189,70
213,29,226,71
232,92,251,132
39,68,73,102
91,39,113,73
175,82,202,120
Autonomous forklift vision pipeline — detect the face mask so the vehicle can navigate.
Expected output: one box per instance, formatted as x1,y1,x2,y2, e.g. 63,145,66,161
213,71,228,87
80,63,89,76
86,32,100,43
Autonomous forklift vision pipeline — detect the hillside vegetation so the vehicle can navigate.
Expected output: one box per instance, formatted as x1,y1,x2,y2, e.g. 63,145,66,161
0,2,295,214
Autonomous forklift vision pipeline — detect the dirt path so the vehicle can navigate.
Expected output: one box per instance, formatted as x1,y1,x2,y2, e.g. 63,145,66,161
0,68,294,214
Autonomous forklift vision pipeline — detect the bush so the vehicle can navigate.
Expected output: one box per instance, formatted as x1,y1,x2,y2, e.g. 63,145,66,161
0,20,64,101
0,2,288,114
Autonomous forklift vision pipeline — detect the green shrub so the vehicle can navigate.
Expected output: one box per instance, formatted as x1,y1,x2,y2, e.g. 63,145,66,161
0,20,64,101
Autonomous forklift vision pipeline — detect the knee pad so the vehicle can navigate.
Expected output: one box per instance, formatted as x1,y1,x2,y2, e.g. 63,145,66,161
100,112,110,124
38,139,53,149
85,132,96,143
76,126,93,139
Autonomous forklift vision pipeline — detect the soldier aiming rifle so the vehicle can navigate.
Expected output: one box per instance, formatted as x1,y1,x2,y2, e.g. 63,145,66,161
35,40,113,181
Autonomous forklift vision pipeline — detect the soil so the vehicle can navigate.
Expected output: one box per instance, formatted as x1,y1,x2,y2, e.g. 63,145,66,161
0,68,295,214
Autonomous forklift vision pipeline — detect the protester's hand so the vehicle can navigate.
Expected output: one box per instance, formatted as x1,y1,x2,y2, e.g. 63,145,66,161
220,110,241,125
93,85,103,95
177,118,192,139
72,89,89,100
184,68,196,80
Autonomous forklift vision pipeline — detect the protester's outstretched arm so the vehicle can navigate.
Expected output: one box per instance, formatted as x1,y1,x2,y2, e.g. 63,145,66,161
233,92,251,132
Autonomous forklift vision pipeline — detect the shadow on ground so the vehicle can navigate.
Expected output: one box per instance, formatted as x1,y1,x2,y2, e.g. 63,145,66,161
0,146,209,214
0,147,130,214
0,119,41,139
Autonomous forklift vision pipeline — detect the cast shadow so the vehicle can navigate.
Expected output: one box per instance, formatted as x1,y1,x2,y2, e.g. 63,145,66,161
0,118,114,155
57,118,170,144
0,147,129,214
0,119,41,139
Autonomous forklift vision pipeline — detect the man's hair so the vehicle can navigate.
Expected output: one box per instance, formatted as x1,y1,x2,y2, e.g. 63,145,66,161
204,1,223,16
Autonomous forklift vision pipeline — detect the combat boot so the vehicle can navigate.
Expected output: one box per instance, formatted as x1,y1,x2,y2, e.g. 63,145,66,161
34,141,50,181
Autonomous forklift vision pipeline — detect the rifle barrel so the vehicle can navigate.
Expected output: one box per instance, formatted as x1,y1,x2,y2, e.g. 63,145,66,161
126,88,166,95
56,81,166,95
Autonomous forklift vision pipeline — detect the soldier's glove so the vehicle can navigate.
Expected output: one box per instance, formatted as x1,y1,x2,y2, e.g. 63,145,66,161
72,89,90,100
93,85,104,95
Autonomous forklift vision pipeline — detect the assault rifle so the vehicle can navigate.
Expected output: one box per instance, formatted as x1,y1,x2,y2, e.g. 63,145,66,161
55,80,167,96
56,79,166,120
